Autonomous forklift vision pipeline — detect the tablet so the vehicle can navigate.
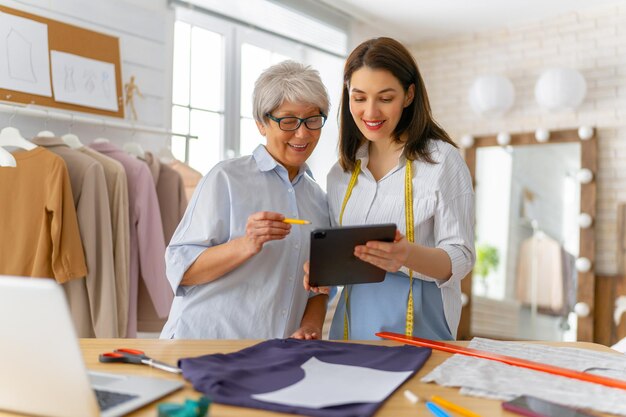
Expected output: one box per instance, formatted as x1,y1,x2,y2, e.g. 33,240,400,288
309,223,397,287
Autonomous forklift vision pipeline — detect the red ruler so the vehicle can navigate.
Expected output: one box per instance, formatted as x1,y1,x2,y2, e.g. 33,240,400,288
376,331,626,391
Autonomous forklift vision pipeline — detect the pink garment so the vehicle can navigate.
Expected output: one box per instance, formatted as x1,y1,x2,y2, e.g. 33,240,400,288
89,141,172,337
515,233,563,313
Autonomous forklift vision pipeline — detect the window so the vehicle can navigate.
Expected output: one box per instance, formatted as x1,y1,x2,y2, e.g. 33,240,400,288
171,5,345,187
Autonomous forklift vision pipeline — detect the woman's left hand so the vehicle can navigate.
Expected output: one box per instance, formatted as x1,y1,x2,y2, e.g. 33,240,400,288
290,324,321,340
354,229,409,272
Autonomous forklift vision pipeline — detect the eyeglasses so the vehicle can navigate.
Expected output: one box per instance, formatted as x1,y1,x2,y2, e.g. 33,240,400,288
265,113,327,131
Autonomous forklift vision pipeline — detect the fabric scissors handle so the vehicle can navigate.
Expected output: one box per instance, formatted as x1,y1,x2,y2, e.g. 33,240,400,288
99,348,182,374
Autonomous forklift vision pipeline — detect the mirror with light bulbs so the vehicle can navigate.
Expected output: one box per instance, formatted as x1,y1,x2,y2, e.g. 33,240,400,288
458,128,597,342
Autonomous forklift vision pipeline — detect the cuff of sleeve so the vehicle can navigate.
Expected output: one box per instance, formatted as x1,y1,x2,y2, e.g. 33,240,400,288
165,245,207,296
437,244,473,289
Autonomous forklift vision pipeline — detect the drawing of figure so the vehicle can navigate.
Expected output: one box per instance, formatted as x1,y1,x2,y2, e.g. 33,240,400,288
124,75,143,120
64,65,76,92
83,69,96,93
101,72,112,98
7,28,36,83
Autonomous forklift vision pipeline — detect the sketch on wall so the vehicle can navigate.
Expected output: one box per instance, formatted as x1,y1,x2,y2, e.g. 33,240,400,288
0,12,52,97
50,50,118,111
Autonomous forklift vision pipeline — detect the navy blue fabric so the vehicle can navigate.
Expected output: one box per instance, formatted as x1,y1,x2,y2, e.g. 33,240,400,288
179,338,431,417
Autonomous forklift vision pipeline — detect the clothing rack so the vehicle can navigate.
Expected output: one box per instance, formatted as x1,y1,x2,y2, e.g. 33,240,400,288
0,102,198,139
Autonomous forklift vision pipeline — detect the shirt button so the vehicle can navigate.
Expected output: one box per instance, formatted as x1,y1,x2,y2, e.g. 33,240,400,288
289,276,294,281
288,188,293,193
294,243,300,249
281,309,287,316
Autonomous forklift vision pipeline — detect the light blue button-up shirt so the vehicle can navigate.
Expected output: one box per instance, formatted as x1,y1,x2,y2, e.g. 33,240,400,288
160,145,330,339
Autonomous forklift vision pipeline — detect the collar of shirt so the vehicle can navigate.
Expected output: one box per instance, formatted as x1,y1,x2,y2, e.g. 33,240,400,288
252,144,313,185
355,142,407,181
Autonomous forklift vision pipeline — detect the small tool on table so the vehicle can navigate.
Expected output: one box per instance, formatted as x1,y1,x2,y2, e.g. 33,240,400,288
99,348,182,374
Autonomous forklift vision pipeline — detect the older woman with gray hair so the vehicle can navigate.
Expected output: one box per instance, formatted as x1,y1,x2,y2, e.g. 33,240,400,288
161,61,331,340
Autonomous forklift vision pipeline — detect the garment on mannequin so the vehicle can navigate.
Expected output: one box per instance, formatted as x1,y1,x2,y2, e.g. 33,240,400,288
123,141,146,159
37,130,56,138
62,133,84,149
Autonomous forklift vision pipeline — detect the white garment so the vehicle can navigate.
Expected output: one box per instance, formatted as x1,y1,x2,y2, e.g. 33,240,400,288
326,140,475,337
422,338,626,416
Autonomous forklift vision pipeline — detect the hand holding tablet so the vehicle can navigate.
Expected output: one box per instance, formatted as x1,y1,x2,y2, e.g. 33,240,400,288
308,223,397,287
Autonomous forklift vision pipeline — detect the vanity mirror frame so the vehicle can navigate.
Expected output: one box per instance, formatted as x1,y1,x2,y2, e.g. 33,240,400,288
458,128,597,342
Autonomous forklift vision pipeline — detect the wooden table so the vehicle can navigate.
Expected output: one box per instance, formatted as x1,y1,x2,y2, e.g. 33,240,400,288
0,339,617,417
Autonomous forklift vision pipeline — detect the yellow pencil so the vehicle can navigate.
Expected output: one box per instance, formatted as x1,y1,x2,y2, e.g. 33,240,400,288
283,218,311,225
430,395,483,417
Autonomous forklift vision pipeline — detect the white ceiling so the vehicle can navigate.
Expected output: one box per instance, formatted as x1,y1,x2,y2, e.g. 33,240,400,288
320,0,624,44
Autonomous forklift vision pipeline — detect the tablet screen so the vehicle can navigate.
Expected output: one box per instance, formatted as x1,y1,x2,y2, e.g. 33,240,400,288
309,223,396,287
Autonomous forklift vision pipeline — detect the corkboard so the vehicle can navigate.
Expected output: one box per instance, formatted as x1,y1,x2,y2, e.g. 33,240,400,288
0,5,124,118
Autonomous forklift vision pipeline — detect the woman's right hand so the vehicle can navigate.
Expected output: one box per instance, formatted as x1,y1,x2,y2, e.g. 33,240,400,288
303,261,330,295
243,211,291,255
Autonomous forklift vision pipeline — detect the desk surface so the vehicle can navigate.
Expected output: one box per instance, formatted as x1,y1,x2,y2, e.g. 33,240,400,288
0,339,617,417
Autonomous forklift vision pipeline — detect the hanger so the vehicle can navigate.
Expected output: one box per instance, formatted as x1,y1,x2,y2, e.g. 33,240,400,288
158,146,175,164
123,141,145,159
0,126,37,150
37,130,56,138
0,146,16,167
62,133,84,149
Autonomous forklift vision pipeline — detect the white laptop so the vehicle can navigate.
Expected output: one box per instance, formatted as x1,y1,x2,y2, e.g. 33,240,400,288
0,276,184,417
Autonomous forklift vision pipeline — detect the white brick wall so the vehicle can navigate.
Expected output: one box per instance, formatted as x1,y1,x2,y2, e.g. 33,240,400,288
410,3,626,274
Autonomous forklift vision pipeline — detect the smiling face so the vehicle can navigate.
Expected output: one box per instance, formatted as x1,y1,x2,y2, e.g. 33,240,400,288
257,101,322,180
348,66,414,145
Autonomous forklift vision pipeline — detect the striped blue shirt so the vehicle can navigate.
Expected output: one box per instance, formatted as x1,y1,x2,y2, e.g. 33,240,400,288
326,140,475,339
161,145,330,339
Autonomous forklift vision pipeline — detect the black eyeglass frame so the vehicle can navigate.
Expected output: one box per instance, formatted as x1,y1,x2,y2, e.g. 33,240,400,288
265,112,327,131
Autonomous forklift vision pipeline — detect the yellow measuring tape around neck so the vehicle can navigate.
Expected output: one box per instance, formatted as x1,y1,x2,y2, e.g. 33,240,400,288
339,158,415,339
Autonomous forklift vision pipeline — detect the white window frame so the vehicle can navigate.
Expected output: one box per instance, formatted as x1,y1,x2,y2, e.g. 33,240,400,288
173,6,345,177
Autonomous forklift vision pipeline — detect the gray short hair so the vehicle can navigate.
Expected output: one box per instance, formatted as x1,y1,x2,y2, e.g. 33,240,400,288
253,60,330,125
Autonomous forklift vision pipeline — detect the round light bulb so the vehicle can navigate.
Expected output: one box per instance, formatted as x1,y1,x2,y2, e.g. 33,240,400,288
578,213,593,229
578,126,594,140
576,168,594,184
460,134,475,149
535,128,550,143
497,132,511,146
574,302,590,318
460,292,469,307
575,257,592,273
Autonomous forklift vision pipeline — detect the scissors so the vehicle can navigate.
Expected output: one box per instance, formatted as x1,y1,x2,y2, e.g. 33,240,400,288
99,348,182,374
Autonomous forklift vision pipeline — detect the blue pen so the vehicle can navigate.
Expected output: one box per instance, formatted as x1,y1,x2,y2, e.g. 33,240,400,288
426,401,451,417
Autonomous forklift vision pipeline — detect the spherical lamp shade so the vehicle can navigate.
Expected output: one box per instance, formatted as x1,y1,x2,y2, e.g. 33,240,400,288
576,168,594,184
535,128,550,143
578,213,593,229
535,68,587,111
578,126,594,140
497,132,511,146
575,257,592,273
460,134,475,149
469,75,515,117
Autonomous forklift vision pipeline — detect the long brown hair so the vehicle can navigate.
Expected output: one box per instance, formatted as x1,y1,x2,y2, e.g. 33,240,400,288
338,37,456,171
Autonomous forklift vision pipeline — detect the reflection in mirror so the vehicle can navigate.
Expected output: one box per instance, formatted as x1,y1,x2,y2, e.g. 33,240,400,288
472,143,581,341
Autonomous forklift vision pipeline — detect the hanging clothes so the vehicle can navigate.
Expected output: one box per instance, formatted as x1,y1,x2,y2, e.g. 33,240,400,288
144,152,187,244
139,152,187,332
0,147,87,281
169,159,202,201
78,146,131,337
32,137,118,338
89,141,172,337
515,232,564,314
